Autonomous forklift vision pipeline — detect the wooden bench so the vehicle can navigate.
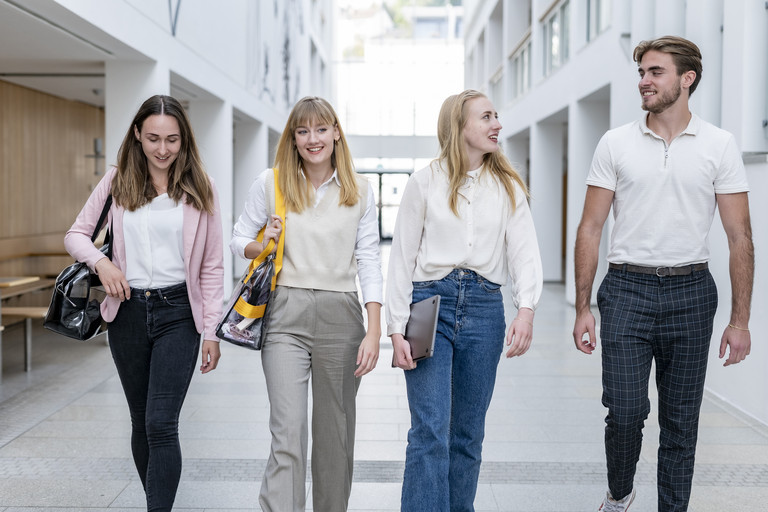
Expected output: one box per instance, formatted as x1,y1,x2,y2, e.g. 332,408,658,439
1,280,55,378
0,233,72,280
0,233,72,377
0,306,49,376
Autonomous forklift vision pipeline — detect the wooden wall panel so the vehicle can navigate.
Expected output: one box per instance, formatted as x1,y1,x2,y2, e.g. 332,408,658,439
0,80,105,241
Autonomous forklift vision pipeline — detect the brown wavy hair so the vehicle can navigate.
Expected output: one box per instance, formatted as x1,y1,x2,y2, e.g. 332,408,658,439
436,90,528,216
274,96,359,213
111,95,214,213
633,36,703,96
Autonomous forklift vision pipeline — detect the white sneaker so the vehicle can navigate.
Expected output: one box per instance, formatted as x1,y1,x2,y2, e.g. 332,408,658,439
597,488,636,512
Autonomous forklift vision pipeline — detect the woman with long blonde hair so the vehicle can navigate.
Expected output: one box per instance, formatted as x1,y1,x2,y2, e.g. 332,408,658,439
231,96,382,512
387,89,543,510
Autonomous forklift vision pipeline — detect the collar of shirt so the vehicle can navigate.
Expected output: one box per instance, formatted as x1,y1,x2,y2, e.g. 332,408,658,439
299,167,340,206
640,112,701,139
467,165,482,178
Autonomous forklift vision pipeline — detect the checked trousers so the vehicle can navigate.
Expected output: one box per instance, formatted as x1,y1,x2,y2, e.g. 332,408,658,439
597,267,718,511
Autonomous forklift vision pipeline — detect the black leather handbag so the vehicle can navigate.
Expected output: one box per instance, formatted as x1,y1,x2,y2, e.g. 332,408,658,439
44,195,112,341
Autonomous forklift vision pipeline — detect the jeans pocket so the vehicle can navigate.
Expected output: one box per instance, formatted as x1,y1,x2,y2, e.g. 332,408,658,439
479,280,501,293
413,280,436,289
163,294,191,308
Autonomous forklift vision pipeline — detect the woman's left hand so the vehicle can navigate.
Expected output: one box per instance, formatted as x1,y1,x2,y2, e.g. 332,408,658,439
355,332,380,377
505,308,534,358
200,339,221,373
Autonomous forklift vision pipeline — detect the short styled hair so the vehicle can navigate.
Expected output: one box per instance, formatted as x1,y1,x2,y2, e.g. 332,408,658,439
633,36,703,96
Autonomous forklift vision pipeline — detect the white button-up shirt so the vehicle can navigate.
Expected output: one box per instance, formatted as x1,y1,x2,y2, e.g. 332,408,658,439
386,161,543,336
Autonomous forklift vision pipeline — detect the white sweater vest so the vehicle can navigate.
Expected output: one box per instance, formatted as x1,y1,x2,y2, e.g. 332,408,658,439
276,175,367,292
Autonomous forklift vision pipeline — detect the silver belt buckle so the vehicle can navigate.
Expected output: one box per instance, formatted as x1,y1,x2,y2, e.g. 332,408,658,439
655,267,666,277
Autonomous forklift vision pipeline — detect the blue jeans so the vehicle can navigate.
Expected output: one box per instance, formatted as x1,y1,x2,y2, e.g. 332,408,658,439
598,267,717,511
401,269,506,512
108,282,201,512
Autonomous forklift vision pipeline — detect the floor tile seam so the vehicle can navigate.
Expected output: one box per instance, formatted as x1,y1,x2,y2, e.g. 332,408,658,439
5,457,768,468
2,459,768,485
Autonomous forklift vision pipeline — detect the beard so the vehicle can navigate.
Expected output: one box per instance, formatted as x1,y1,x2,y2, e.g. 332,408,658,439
641,84,682,114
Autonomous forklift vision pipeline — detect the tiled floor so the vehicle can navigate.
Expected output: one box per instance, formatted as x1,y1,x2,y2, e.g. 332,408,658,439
1,277,767,510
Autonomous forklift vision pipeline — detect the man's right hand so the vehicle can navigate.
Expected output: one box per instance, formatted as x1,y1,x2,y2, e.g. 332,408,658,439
572,310,597,354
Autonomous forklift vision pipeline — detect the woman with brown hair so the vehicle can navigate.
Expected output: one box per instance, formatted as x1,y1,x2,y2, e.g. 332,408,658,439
65,94,224,511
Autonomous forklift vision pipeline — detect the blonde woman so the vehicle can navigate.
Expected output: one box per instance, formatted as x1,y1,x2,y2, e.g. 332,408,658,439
386,90,543,511
230,96,383,512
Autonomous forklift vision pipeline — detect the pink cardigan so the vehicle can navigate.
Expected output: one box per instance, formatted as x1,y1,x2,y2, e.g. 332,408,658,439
64,167,224,341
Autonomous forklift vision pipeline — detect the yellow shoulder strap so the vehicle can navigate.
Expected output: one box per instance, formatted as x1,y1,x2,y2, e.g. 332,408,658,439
272,168,285,281
232,169,285,319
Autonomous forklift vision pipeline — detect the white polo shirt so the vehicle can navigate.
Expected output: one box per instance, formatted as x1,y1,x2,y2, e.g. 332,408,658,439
587,113,749,267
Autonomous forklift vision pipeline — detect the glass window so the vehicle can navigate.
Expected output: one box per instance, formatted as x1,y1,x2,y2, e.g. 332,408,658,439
510,39,531,100
543,1,570,76
588,0,611,41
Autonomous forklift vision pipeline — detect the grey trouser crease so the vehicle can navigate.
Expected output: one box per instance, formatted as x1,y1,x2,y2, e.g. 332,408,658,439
258,286,366,512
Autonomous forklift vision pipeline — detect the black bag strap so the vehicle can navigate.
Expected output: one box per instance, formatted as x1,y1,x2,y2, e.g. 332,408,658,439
90,195,113,243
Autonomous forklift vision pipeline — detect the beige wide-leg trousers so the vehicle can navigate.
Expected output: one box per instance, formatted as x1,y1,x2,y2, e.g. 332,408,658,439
258,286,365,512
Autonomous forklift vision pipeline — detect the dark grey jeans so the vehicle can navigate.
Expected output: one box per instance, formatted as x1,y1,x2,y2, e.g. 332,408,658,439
109,282,200,512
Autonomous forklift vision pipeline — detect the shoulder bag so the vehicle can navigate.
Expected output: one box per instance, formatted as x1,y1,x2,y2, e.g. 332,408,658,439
216,169,285,350
44,195,113,341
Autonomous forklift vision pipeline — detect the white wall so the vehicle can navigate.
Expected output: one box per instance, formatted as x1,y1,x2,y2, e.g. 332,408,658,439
707,158,768,422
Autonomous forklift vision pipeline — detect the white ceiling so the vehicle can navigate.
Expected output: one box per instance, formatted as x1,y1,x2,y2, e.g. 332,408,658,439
0,0,145,107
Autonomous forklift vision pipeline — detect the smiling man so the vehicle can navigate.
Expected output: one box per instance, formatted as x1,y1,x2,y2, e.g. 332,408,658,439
572,36,754,512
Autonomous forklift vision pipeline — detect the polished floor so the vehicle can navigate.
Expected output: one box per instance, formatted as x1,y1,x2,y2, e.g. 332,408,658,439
1,277,767,510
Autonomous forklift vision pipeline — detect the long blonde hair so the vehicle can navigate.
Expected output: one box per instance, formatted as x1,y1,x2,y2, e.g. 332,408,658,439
274,96,359,213
436,90,528,215
112,95,214,214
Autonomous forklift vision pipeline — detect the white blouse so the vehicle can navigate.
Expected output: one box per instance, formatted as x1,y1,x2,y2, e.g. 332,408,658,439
385,161,543,336
123,194,186,289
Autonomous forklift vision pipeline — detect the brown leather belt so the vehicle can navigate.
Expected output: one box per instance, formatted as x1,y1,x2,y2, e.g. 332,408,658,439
608,262,708,277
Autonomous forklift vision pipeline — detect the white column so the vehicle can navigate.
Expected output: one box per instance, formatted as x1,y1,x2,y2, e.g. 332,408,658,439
232,119,268,279
529,121,564,282
653,0,685,37
504,134,530,184
630,0,654,45
104,61,169,170
565,96,611,304
685,0,724,126
722,0,768,151
188,99,234,292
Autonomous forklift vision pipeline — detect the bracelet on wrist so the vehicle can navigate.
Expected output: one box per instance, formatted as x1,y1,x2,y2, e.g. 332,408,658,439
728,323,749,332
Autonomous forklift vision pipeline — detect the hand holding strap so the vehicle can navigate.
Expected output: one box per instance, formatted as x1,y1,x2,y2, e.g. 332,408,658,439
232,169,285,319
